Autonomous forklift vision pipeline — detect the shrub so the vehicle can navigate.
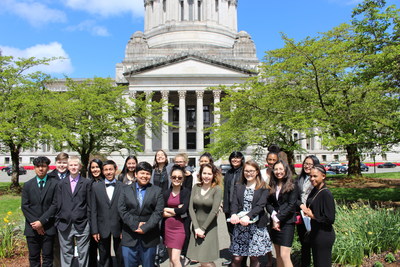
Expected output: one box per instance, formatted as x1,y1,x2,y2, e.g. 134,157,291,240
332,202,400,265
373,262,384,267
385,252,396,263
0,211,23,258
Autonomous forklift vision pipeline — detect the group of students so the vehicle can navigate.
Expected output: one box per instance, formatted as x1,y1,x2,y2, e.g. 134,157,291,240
21,149,335,267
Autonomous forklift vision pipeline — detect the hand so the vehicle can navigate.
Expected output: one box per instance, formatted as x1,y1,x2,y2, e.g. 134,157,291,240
272,221,281,231
177,204,183,208
185,171,191,176
239,215,250,226
36,227,45,235
230,214,240,224
93,233,100,242
135,222,146,234
30,221,43,230
303,208,314,219
300,204,308,213
194,228,205,239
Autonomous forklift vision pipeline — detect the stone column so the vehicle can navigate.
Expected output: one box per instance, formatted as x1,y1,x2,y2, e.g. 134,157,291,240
161,90,169,151
178,90,187,151
213,90,221,126
196,90,204,152
144,91,153,153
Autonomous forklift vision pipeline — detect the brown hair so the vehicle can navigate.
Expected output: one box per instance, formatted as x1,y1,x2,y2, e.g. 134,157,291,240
55,152,69,162
197,163,222,188
269,160,295,195
241,160,267,190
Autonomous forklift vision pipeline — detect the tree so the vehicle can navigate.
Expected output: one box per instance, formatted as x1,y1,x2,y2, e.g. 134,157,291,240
51,77,165,175
0,55,57,190
207,0,400,176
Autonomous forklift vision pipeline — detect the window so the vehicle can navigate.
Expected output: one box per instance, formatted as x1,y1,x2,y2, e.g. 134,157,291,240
163,0,166,12
4,157,10,164
215,0,219,12
197,0,202,20
180,0,184,21
334,155,339,161
203,105,210,123
30,157,35,164
322,155,327,162
173,106,179,122
296,155,302,162
187,133,196,149
188,0,194,21
173,133,179,150
204,132,210,147
382,154,387,161
187,106,196,128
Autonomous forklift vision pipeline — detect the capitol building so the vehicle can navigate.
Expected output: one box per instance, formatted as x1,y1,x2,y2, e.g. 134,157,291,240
1,0,397,167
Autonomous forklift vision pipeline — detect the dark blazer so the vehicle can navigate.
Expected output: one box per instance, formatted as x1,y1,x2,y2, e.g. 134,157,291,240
118,182,164,248
266,185,298,224
162,187,190,217
55,175,92,233
47,169,70,180
91,180,123,238
223,166,243,214
230,184,269,228
21,176,58,236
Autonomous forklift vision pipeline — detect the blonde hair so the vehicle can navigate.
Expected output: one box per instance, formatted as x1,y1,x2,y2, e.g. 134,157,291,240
68,156,82,166
175,153,188,164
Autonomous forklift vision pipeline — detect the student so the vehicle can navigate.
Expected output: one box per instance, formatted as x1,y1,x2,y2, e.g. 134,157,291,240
186,163,222,267
91,160,123,267
118,155,138,185
229,160,272,267
303,165,335,267
260,151,279,184
21,156,58,267
118,162,164,267
174,153,193,191
295,155,320,267
191,152,214,187
266,160,297,267
162,165,191,267
151,150,173,192
55,156,92,267
48,152,69,180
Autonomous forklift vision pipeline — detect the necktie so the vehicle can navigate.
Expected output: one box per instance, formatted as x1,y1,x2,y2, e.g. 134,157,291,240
39,180,44,190
138,188,143,207
106,183,116,187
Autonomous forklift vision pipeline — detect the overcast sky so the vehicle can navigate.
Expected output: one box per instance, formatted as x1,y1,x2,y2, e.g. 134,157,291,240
0,0,397,78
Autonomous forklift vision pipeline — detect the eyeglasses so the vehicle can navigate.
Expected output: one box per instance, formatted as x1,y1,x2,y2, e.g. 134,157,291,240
304,163,314,167
171,176,183,181
244,170,256,174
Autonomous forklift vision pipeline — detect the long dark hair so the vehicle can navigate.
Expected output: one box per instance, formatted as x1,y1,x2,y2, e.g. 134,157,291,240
153,150,169,169
298,155,320,180
269,160,295,194
241,160,266,190
88,159,104,181
228,151,245,169
120,155,138,176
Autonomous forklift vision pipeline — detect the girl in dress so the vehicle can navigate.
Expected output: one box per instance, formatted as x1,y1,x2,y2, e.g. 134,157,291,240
118,155,138,185
162,165,191,267
266,160,297,267
295,155,320,267
187,163,222,267
229,160,272,267
303,165,335,267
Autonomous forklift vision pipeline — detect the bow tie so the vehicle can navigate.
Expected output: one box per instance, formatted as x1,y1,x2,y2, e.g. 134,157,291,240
106,183,116,187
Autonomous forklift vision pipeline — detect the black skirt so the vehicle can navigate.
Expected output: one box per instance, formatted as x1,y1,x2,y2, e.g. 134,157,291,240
270,222,295,247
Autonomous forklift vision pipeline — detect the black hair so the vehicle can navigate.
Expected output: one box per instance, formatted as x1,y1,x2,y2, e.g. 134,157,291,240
228,151,245,168
298,155,320,180
88,159,104,180
269,160,295,195
103,160,117,170
33,156,51,167
268,144,281,153
199,152,214,165
135,161,153,174
311,164,327,176
121,155,138,175
153,150,169,169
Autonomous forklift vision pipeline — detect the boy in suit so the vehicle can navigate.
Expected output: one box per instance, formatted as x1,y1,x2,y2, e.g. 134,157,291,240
55,156,92,267
91,160,123,267
118,161,164,267
48,152,69,180
21,156,58,267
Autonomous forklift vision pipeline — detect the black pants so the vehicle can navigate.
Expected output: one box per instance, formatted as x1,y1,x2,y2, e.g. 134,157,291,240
98,235,122,267
297,223,311,267
89,236,98,267
311,229,335,267
26,235,54,267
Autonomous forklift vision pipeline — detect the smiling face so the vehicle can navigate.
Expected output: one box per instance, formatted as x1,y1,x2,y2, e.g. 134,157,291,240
68,160,82,176
90,162,101,178
201,166,213,186
170,169,184,187
174,156,186,168
231,157,242,168
103,164,116,181
136,170,151,187
266,154,278,168
126,159,137,172
55,159,68,174
310,168,325,189
243,164,258,184
273,162,286,180
303,158,314,174
199,156,210,166
156,151,167,164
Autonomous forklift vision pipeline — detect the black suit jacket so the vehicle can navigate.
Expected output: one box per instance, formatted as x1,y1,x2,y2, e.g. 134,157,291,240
266,186,298,224
118,182,164,248
55,175,92,233
47,169,70,180
21,176,58,236
91,180,123,238
230,184,269,228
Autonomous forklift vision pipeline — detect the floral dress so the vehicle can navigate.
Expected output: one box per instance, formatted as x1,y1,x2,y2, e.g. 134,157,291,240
230,187,272,256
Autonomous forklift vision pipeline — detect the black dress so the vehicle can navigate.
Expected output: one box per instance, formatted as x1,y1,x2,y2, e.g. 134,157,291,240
266,186,297,247
306,186,335,267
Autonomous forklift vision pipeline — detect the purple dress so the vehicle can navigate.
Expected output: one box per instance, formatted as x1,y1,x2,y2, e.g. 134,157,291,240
164,192,186,249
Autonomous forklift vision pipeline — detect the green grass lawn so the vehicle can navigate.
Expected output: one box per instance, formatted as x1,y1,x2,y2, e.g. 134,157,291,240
330,187,400,202
0,194,22,219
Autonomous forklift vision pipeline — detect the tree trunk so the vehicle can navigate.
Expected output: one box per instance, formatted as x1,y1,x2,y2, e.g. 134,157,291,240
80,152,90,178
346,144,362,177
10,145,21,192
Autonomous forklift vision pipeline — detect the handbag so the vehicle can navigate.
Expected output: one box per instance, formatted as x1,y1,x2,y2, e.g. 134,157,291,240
295,213,302,225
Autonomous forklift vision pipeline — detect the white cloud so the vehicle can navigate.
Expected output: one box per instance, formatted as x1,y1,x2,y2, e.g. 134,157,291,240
66,20,111,37
0,43,74,75
63,0,144,17
2,0,67,27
